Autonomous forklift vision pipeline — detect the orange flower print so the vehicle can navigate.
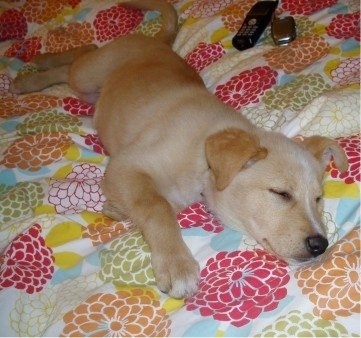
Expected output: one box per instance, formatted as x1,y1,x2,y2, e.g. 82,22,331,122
0,94,61,118
1,132,73,171
61,289,171,337
21,0,67,24
296,228,360,320
44,22,95,53
82,216,130,246
221,1,256,32
264,36,329,74
184,0,234,19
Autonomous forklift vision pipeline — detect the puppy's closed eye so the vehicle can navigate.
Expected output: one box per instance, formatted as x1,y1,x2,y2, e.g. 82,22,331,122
269,188,292,202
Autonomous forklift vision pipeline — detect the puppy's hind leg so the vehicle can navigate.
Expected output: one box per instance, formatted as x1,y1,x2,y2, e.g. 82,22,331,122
10,44,98,95
11,65,71,94
32,44,98,70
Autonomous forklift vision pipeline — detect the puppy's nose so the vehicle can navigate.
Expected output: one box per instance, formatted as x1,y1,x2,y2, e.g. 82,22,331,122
305,235,329,257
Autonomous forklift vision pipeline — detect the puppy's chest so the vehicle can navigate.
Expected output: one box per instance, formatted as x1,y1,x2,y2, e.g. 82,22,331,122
160,172,207,212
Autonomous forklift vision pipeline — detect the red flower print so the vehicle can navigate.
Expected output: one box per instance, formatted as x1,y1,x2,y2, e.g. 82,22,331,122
186,250,289,327
326,12,360,41
62,97,94,116
185,42,225,72
0,224,54,294
66,0,81,7
215,66,277,110
5,37,42,62
178,202,224,233
83,134,108,155
281,0,338,15
327,134,360,184
0,9,27,42
48,163,106,214
93,4,144,42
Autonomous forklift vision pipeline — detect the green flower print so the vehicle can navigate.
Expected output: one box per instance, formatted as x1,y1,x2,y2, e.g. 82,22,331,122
16,110,82,136
99,229,154,285
294,16,318,37
255,310,356,337
262,73,330,111
0,182,45,224
136,17,162,38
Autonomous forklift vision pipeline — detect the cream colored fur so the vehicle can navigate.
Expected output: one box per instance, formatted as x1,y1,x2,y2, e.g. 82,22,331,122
11,0,348,298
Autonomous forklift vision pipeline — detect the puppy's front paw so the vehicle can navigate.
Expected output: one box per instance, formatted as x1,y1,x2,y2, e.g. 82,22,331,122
152,248,200,299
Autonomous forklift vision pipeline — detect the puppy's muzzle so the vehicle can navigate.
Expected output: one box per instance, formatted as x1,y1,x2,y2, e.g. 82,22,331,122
305,235,329,257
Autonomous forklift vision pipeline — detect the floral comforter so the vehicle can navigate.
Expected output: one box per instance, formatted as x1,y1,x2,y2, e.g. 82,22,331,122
0,0,360,336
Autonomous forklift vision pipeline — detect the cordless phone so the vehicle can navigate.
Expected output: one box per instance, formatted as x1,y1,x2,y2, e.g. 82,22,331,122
232,1,279,51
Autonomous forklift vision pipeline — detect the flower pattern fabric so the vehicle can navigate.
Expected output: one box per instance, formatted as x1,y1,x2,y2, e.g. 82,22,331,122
177,202,224,233
186,250,290,327
327,135,360,184
215,66,277,110
48,164,105,214
0,224,54,294
0,9,27,42
0,0,359,336
295,228,360,320
61,289,171,337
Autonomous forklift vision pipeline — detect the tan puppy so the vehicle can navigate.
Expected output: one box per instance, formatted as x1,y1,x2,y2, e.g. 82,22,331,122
11,0,348,298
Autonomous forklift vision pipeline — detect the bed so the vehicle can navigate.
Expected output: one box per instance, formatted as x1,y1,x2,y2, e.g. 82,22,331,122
0,0,359,336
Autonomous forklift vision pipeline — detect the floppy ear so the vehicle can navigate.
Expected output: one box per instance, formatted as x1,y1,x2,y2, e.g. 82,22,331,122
299,135,348,172
205,128,268,191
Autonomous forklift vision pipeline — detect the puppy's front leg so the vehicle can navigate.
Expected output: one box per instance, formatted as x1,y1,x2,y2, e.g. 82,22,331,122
103,165,199,299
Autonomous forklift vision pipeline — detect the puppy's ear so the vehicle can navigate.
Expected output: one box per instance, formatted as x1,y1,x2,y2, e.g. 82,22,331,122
205,128,267,191
299,135,348,172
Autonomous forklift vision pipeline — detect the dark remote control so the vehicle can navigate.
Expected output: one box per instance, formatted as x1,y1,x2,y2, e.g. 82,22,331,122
232,1,279,51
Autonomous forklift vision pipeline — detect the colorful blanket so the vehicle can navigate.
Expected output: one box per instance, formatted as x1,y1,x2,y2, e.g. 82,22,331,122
0,0,360,336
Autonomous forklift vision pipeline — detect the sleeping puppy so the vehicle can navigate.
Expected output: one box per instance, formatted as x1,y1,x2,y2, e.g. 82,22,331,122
11,0,348,298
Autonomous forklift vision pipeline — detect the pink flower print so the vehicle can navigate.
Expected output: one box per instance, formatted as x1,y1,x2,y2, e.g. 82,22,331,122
215,66,277,110
0,224,54,294
185,42,225,72
0,74,15,98
178,202,224,233
186,250,289,327
330,58,360,86
48,163,106,214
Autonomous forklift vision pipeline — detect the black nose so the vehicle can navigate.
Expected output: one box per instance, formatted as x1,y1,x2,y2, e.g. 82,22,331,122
305,235,329,257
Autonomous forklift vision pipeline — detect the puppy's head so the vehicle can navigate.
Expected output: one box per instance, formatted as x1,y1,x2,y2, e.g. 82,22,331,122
204,128,348,262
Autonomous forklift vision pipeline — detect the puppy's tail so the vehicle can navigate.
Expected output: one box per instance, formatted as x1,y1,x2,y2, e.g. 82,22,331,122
124,0,178,45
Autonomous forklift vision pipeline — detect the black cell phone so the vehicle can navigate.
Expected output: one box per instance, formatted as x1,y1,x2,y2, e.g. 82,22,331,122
232,1,279,51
